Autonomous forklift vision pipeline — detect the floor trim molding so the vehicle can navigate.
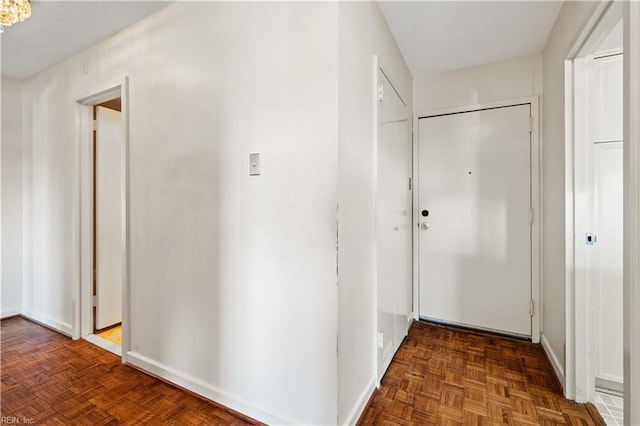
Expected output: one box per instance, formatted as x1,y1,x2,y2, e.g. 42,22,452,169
1,308,21,319
541,333,565,391
341,377,376,426
126,351,304,426
20,312,72,337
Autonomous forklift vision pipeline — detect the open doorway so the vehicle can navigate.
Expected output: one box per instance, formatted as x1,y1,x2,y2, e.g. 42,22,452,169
588,23,624,425
566,3,624,424
92,99,124,350
74,80,129,361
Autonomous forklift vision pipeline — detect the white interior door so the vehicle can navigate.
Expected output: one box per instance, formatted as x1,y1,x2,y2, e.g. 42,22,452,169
418,104,532,337
377,68,412,378
96,106,123,330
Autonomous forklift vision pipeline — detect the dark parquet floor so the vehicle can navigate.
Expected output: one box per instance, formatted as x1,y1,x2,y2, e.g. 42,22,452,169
0,317,261,425
359,321,604,426
1,316,604,425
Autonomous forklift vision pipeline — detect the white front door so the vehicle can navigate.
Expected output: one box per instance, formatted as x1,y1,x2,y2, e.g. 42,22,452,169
418,104,532,337
96,106,123,330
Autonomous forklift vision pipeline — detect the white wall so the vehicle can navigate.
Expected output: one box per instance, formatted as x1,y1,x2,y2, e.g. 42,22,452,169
1,76,23,318
541,0,600,389
337,3,412,424
21,3,339,424
413,55,542,114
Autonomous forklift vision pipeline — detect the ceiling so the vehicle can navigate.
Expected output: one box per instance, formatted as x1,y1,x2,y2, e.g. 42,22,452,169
1,1,171,80
379,1,563,77
2,1,564,81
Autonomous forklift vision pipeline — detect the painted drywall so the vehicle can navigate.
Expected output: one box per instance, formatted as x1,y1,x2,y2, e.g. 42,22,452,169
413,55,542,114
1,76,23,318
21,3,339,424
337,2,412,423
541,0,600,388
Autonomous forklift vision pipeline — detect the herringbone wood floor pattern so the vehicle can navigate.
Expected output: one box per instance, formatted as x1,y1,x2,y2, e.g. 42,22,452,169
0,317,262,425
359,321,604,426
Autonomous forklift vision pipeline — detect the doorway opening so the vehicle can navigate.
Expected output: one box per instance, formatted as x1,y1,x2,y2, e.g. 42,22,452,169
74,80,129,361
564,2,624,422
92,99,124,351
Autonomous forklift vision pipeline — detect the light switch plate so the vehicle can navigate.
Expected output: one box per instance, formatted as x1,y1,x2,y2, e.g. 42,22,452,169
250,153,260,176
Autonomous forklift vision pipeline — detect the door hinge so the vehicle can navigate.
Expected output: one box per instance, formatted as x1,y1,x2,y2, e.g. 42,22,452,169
409,177,412,190
93,119,97,131
377,332,384,349
378,84,384,102
529,300,534,316
529,117,534,133
92,295,97,307
528,208,534,225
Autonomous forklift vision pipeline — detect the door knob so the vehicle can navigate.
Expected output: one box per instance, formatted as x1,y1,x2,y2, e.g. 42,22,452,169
420,222,429,230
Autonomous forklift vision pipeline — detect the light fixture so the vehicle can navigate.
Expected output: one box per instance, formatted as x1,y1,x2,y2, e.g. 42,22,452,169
0,0,31,33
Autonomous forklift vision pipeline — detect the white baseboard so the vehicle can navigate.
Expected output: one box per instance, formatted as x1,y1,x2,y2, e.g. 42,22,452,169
341,377,376,426
541,334,565,390
126,351,304,426
1,308,21,319
21,311,73,336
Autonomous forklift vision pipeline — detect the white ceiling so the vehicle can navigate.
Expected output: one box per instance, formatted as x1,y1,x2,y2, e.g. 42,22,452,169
379,1,563,77
2,1,564,81
1,1,171,80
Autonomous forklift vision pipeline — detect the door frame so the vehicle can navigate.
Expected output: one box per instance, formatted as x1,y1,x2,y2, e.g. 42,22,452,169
565,4,640,421
413,97,541,343
567,3,640,422
563,1,624,403
73,77,130,363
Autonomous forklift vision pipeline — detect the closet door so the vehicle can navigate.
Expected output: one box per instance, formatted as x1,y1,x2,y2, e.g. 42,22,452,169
376,68,412,378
